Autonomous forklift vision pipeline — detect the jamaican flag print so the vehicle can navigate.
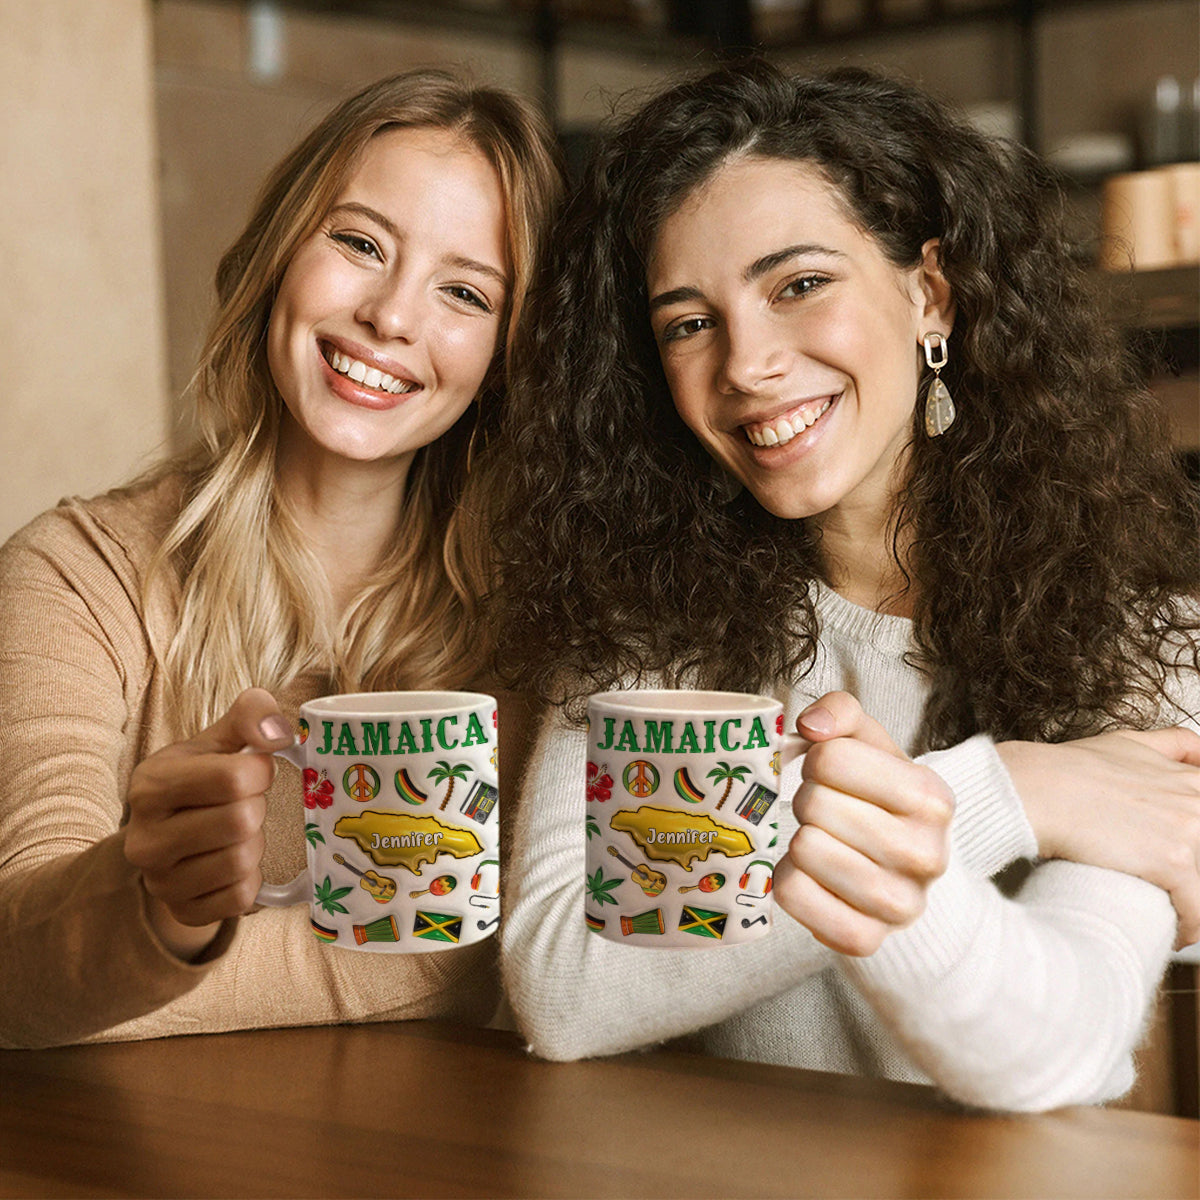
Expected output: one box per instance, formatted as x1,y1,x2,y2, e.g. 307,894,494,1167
413,910,463,943
678,905,727,939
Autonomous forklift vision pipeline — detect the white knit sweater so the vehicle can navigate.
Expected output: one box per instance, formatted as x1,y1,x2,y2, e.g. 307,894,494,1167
501,582,1193,1112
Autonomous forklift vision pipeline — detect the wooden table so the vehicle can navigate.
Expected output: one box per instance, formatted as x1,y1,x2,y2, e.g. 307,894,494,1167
1,1021,1196,1199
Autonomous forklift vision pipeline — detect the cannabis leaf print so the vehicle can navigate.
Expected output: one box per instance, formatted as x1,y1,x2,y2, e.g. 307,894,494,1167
314,875,352,916
585,866,622,908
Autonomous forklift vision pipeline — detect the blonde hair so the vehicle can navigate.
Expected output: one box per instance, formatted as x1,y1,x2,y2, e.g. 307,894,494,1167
147,69,563,733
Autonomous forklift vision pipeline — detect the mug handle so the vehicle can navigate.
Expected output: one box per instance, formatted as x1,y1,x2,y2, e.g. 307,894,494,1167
780,731,807,771
252,741,312,908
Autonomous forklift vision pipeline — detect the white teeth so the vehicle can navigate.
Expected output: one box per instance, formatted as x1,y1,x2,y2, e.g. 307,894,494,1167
744,399,833,447
326,348,414,395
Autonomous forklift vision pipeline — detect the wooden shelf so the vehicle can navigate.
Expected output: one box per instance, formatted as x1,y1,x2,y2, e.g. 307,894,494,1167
1106,265,1200,332
193,0,1193,146
1097,267,1200,454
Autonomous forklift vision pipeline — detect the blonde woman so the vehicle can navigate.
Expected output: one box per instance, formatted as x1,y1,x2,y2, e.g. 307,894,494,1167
0,69,562,1048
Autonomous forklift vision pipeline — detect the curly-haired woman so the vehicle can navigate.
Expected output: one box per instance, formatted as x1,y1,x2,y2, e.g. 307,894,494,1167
490,60,1200,1111
0,69,563,1047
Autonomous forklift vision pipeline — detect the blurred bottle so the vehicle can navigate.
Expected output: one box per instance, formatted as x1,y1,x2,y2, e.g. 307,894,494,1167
1141,76,1194,167
1186,78,1200,163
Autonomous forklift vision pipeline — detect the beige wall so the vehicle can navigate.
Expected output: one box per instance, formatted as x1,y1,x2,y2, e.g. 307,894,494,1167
0,0,169,542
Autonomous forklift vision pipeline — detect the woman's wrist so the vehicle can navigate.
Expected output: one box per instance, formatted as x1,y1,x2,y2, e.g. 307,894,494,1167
993,741,1063,860
144,891,224,963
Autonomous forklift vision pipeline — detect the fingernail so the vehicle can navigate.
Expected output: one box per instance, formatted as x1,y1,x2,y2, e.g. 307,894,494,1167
259,715,292,745
798,705,835,736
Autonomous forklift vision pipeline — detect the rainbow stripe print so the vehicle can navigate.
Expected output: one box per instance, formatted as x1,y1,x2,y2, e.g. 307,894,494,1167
673,767,705,804
394,768,428,805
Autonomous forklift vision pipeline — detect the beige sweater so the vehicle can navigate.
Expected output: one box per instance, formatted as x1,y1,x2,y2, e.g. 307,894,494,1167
0,475,513,1048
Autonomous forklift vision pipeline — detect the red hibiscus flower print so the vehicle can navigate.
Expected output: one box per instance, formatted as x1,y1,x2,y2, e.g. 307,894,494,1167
303,767,335,810
586,761,613,803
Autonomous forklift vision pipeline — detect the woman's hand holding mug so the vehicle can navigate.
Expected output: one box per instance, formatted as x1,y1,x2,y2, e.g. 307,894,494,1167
773,692,955,958
124,687,293,961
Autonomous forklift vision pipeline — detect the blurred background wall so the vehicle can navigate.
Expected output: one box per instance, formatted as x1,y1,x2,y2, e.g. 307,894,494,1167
2,0,1197,541
1,0,169,540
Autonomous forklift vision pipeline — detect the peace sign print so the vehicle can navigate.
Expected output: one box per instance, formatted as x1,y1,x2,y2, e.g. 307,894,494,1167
343,763,381,803
622,759,660,798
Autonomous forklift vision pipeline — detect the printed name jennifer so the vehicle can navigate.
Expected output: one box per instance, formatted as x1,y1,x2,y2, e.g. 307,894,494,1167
645,827,716,844
370,832,444,848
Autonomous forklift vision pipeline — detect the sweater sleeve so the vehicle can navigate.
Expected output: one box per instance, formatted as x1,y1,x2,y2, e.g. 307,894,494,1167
920,735,1039,875
0,503,233,1046
500,706,835,1061
841,666,1200,1113
777,732,1038,882
842,852,1174,1111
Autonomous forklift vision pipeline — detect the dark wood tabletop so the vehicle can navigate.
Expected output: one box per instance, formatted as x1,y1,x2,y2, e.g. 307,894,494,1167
0,1020,1196,1199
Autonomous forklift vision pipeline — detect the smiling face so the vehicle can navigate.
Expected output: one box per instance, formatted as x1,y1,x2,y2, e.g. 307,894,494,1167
647,155,951,528
267,125,509,476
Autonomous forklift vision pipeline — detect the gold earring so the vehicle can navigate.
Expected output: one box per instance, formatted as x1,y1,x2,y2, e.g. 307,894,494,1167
922,332,955,437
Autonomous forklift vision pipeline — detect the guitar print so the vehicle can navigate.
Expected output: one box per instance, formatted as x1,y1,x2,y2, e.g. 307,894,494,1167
332,853,397,903
607,844,667,896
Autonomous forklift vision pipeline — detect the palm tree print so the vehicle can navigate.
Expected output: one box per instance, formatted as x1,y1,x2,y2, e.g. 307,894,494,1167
305,822,325,848
707,761,752,810
431,761,472,811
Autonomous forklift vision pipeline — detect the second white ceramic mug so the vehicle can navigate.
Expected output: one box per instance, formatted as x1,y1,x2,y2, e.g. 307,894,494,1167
584,690,801,948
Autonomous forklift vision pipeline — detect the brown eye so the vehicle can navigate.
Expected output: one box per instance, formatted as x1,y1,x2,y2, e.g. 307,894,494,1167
331,232,380,259
778,275,827,300
662,316,714,344
443,284,492,313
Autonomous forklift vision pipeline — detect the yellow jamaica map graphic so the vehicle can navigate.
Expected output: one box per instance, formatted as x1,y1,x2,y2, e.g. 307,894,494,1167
609,806,753,870
334,810,483,874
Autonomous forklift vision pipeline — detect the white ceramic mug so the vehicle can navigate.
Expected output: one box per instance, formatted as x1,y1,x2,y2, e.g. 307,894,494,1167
258,691,499,952
584,690,802,948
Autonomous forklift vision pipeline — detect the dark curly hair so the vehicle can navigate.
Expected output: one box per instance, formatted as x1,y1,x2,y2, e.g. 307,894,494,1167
486,59,1199,748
